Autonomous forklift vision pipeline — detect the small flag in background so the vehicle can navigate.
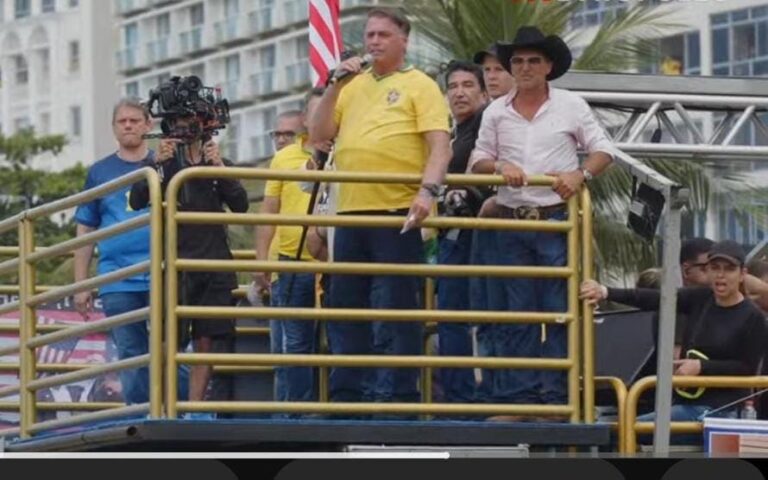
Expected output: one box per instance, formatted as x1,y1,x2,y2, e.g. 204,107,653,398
309,0,343,87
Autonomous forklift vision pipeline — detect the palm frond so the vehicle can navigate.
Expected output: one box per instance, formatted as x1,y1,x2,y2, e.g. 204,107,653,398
571,5,683,72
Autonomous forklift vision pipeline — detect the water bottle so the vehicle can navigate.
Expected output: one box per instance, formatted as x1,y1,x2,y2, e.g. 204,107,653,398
741,399,758,420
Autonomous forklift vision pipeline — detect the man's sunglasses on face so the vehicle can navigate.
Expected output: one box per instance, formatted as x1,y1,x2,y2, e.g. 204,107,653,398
269,130,298,140
510,56,545,66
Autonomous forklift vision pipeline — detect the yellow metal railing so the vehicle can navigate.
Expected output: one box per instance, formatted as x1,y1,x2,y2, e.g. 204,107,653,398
595,376,628,454
0,165,606,443
624,375,768,454
164,167,585,421
0,168,164,438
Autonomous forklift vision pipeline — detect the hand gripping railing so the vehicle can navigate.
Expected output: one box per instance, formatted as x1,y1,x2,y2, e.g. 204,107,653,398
0,167,164,439
624,375,768,454
164,166,587,421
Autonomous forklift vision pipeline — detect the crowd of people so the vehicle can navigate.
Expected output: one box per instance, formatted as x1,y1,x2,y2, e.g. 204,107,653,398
70,6,768,431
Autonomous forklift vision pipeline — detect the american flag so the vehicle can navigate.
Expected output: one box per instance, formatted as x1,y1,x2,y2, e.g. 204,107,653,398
0,301,108,426
309,0,343,87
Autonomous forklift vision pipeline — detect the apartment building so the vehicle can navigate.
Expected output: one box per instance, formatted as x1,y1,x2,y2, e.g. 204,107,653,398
0,0,118,171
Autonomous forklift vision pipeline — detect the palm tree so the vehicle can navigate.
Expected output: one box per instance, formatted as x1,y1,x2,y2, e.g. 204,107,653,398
403,0,749,279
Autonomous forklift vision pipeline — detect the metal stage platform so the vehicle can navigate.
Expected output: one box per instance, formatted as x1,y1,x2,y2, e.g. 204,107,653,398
3,418,611,452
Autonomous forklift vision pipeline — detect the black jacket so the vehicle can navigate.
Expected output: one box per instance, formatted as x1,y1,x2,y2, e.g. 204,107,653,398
129,156,248,281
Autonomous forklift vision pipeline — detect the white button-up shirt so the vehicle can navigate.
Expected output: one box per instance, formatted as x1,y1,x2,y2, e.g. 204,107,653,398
469,86,614,208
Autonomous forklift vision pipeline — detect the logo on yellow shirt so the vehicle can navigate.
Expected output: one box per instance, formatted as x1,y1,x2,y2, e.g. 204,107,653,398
387,89,401,105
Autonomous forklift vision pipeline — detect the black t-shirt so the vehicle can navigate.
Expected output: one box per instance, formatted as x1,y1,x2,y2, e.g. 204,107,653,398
608,286,766,409
129,156,249,288
449,107,485,174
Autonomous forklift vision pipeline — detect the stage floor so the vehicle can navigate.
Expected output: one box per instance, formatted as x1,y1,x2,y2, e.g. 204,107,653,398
5,418,612,452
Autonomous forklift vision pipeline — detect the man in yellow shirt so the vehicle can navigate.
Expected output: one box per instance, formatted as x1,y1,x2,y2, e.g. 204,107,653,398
311,7,451,406
254,88,324,405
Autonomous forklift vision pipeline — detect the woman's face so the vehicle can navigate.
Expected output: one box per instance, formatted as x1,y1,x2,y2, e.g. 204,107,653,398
707,258,745,299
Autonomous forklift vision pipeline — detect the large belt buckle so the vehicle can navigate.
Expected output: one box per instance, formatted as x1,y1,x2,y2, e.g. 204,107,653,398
516,206,540,220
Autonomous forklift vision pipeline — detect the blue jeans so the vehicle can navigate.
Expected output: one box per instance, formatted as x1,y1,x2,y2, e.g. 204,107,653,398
274,259,318,403
268,280,286,402
636,404,738,445
475,210,568,405
436,230,476,403
327,223,424,403
100,291,189,405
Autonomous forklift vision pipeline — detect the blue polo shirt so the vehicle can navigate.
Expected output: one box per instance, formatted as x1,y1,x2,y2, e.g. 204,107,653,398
74,152,153,295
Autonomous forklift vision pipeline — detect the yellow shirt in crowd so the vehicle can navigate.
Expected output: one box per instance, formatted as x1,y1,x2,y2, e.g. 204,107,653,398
264,137,315,261
333,66,450,213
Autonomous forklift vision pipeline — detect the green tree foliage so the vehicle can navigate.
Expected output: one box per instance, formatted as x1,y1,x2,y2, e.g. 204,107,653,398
0,129,83,286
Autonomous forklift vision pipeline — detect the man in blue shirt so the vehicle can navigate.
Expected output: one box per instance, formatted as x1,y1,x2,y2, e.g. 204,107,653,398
73,98,188,405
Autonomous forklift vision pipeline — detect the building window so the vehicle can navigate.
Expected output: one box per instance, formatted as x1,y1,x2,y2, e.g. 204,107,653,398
640,31,701,75
190,3,204,26
126,81,139,97
14,117,30,133
15,0,30,19
157,13,170,37
14,55,28,85
41,0,54,13
68,40,80,72
68,0,77,7
190,63,205,79
70,106,81,137
711,6,768,77
39,112,50,134
570,0,627,30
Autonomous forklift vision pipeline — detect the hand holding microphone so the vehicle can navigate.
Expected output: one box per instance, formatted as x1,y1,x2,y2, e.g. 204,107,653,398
329,54,373,86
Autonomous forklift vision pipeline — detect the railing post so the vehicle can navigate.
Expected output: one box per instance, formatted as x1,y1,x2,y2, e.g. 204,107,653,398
581,189,595,423
147,170,164,419
165,175,181,419
567,196,581,423
18,217,37,438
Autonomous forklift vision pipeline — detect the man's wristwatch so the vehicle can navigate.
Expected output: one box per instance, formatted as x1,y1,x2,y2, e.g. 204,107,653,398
419,183,441,198
581,167,594,182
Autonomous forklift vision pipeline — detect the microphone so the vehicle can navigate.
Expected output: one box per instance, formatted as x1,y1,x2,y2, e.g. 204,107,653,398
329,54,373,85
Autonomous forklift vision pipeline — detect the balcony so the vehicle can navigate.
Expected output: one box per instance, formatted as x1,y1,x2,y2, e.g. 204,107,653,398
249,7,274,36
213,16,251,46
283,0,309,25
220,78,249,104
178,26,213,56
114,0,150,16
116,47,144,72
250,133,274,160
285,61,310,89
146,36,178,64
250,70,276,96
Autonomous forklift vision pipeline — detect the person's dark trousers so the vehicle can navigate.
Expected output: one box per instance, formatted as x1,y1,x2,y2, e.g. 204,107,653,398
483,210,568,405
468,228,502,403
436,229,476,404
101,291,189,404
327,220,424,404
268,280,286,402
275,256,318,403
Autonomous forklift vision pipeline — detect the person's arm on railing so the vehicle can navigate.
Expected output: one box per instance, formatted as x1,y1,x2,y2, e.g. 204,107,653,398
73,223,96,320
580,280,698,313
745,274,768,312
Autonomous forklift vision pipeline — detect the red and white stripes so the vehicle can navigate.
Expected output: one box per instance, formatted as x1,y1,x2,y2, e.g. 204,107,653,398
309,0,343,88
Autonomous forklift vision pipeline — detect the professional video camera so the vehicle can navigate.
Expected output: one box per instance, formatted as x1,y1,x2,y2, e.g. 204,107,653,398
144,75,230,142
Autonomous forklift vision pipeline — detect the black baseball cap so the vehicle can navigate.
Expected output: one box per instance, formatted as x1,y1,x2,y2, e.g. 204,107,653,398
707,240,746,266
473,43,500,65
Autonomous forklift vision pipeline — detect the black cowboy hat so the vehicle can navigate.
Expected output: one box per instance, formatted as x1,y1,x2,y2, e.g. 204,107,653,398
496,26,572,80
472,43,500,65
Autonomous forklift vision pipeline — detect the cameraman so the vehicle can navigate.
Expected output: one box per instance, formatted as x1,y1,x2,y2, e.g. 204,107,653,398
437,61,489,406
130,126,248,417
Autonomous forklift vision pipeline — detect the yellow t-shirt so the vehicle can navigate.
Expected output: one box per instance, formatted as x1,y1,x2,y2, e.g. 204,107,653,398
333,67,450,213
264,138,315,260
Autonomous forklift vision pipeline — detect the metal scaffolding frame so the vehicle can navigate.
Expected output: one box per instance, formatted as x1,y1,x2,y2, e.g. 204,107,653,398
555,72,768,455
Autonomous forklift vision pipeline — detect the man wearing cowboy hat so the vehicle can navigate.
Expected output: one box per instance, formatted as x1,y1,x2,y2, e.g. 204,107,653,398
468,26,614,417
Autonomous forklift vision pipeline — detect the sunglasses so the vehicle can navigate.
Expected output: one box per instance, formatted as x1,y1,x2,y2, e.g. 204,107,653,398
510,56,545,66
269,130,298,140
